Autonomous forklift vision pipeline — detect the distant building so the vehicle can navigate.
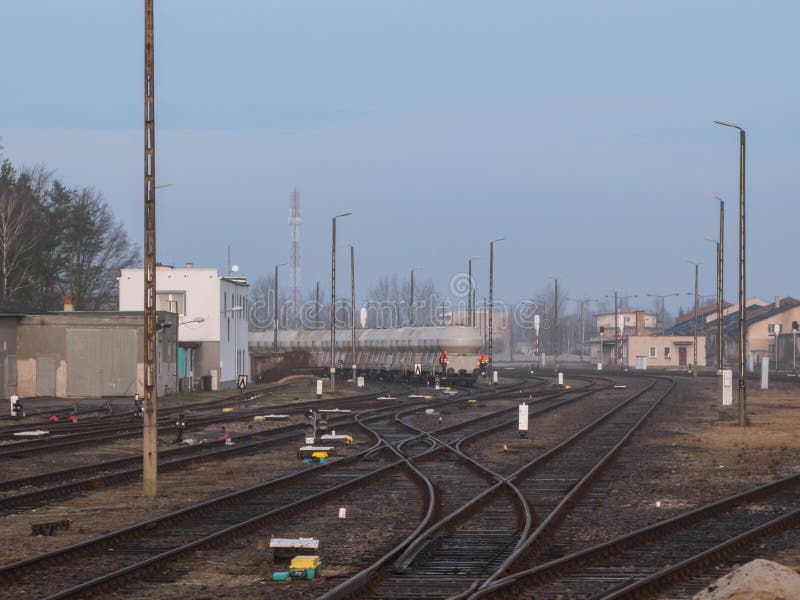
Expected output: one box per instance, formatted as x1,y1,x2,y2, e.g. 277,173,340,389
593,309,658,336
670,296,800,368
119,263,249,391
625,335,707,369
590,309,658,366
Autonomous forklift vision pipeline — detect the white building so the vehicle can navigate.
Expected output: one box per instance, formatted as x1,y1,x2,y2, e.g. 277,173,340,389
119,263,249,391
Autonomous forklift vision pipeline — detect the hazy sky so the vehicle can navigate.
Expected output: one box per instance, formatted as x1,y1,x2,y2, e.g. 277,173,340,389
2,1,799,316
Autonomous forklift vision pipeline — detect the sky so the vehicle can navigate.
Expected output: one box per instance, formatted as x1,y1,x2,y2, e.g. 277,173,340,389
1,1,799,317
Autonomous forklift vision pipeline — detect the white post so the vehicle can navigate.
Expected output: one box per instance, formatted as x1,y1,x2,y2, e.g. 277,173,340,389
518,402,529,438
760,357,769,390
722,369,733,405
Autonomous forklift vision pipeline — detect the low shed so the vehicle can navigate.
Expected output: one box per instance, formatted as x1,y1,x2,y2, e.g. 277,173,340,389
14,311,177,398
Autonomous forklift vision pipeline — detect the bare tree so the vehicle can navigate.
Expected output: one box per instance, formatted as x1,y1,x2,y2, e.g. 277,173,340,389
56,187,139,310
0,186,34,299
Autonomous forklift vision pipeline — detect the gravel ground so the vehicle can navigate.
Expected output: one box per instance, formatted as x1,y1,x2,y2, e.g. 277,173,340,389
4,375,800,598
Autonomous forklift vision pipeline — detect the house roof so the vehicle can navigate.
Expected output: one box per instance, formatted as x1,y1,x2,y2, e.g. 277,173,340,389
674,300,734,325
0,300,48,317
668,297,800,336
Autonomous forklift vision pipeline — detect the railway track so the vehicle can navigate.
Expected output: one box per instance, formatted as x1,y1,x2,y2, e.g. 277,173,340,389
0,385,440,511
320,377,613,598
471,470,800,599
320,376,672,599
0,434,414,598
0,376,542,597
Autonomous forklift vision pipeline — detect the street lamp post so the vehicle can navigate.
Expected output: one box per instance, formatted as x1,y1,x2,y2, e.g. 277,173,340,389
408,268,421,326
488,236,505,376
714,119,746,426
705,236,723,371
273,263,286,351
549,276,560,364
571,298,597,364
468,257,480,326
646,292,679,335
349,244,357,382
687,260,702,376
706,193,725,366
330,212,352,393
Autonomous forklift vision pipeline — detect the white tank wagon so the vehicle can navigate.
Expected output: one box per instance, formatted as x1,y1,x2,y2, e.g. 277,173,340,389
249,326,483,376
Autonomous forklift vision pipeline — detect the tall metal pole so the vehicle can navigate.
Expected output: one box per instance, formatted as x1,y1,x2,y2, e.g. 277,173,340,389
143,0,158,499
315,281,320,329
707,194,726,368
273,265,279,351
688,260,701,375
717,241,722,369
719,197,725,366
550,277,559,362
468,260,472,326
273,263,285,351
330,218,336,392
488,242,494,373
579,300,585,363
614,291,618,369
350,245,356,381
715,120,747,426
409,269,414,326
330,213,351,392
483,297,487,349
472,289,476,329
488,237,504,375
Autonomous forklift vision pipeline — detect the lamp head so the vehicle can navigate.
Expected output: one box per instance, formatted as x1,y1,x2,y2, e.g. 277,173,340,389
714,119,743,131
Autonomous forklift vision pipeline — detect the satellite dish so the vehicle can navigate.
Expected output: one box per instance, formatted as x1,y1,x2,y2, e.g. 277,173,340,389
231,265,239,273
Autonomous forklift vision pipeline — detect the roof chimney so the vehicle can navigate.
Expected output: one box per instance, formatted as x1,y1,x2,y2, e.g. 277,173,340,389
185,262,193,269
775,296,781,309
64,295,74,312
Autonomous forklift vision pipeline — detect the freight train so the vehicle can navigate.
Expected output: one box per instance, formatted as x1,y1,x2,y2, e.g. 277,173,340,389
249,326,485,385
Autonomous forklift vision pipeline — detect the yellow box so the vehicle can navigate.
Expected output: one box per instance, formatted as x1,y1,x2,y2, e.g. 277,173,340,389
311,451,329,459
222,407,234,413
290,555,321,570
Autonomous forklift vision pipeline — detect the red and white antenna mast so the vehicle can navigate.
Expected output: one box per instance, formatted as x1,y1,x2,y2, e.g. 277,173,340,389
288,190,302,312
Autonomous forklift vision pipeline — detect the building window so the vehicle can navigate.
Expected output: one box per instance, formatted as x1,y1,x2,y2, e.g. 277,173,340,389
768,324,775,334
649,346,656,358
227,317,230,342
768,343,775,353
664,347,671,359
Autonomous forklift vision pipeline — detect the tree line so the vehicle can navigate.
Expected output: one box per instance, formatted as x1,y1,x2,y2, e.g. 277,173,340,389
0,156,139,310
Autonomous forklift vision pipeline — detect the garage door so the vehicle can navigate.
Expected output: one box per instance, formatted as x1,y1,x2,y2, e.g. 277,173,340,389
36,356,56,396
67,329,137,397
